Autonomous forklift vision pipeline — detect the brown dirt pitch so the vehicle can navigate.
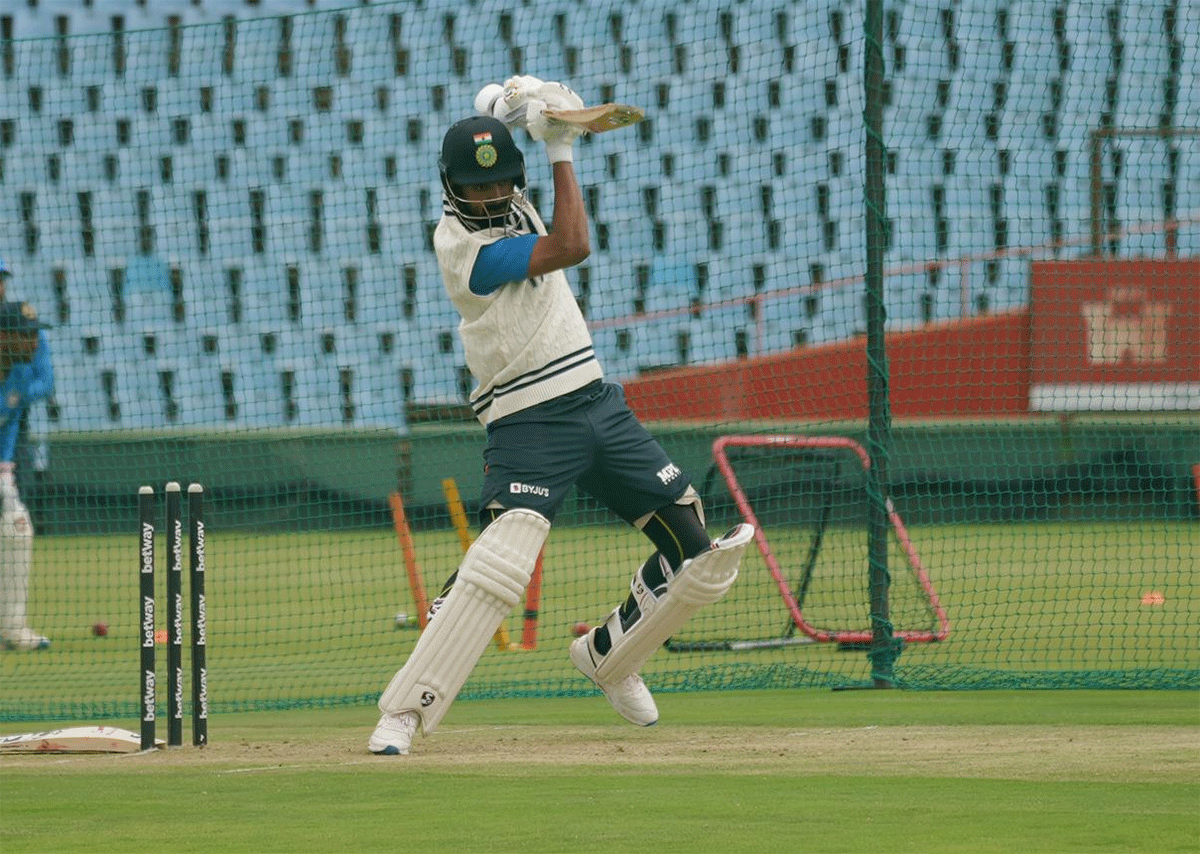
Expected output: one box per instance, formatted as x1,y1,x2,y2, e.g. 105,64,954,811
4,724,1194,782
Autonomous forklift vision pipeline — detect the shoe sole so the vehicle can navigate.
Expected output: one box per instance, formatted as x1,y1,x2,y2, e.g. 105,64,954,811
1,640,50,651
370,745,407,756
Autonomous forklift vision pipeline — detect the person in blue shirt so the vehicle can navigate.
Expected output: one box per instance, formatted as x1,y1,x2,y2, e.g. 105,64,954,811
0,259,53,514
1,298,53,650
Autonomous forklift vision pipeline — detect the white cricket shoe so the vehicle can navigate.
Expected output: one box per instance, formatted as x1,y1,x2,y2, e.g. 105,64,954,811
368,710,420,755
569,634,658,726
1,627,50,651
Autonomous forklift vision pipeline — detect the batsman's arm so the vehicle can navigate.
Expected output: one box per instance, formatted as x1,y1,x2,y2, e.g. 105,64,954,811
527,160,590,277
26,331,53,401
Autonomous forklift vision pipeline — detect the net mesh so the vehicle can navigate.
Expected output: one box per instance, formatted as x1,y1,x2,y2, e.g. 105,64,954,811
0,0,1196,723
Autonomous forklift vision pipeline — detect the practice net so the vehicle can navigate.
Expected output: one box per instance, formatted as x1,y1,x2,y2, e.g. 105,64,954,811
0,0,1196,724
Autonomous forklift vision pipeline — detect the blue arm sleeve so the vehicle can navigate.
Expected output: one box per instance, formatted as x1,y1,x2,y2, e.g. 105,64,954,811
0,418,18,462
469,234,539,295
0,376,21,462
25,332,54,401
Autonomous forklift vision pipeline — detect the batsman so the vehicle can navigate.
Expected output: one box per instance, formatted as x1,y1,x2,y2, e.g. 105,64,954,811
369,77,753,755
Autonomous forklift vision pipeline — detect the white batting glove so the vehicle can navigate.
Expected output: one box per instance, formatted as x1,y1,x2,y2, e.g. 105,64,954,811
473,83,505,116
488,75,545,128
543,128,583,164
532,80,584,112
525,102,583,163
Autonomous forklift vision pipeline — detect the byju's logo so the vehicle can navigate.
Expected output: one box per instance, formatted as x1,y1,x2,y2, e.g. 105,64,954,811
510,482,550,498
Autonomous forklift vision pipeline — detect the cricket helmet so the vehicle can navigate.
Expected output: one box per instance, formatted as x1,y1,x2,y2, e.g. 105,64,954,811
439,115,526,191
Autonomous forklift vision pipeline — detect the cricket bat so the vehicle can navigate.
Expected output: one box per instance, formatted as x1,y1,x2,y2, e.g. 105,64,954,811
0,726,163,754
542,103,645,133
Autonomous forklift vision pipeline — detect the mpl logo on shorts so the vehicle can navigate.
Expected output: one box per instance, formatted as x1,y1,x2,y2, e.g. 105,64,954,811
509,482,550,498
655,463,682,485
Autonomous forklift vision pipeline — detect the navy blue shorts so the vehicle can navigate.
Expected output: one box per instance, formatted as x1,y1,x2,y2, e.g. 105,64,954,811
477,381,692,525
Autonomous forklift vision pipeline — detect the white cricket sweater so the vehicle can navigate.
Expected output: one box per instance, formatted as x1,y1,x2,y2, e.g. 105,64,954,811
433,194,603,425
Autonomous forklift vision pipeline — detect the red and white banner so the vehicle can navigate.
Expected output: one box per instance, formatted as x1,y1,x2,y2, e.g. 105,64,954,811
1030,260,1200,411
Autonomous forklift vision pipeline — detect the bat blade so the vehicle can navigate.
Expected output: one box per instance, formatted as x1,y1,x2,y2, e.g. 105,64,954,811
0,726,163,753
542,103,645,133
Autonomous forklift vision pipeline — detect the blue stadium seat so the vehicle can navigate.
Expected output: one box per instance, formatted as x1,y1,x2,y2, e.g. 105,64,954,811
604,214,656,260
37,214,88,264
36,331,86,432
282,359,342,428
997,112,1051,155
669,3,725,55
945,213,992,257
757,291,808,354
236,261,290,327
184,116,226,164
591,180,640,221
51,359,111,431
987,257,1031,312
772,74,828,122
715,213,774,260
174,21,224,79
6,6,57,39
104,342,164,430
339,8,400,80
891,214,940,263
952,145,999,187
882,269,927,329
627,320,688,373
643,258,696,315
208,215,257,262
349,259,403,326
163,355,224,427
928,278,963,323
771,215,824,266
1174,140,1200,239
123,29,176,86
780,1,839,56
1010,146,1056,189
661,211,711,259
582,261,638,322
622,3,670,45
688,314,740,364
589,326,636,382
296,258,354,330
348,356,407,430
809,281,863,344
408,351,463,407
562,0,619,47
217,330,283,427
1007,34,1060,82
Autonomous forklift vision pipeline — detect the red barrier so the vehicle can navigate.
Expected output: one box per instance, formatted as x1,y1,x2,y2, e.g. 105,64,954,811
623,309,1031,422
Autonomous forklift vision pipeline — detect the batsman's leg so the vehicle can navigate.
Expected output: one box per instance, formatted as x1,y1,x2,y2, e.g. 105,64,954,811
370,508,550,754
570,522,753,724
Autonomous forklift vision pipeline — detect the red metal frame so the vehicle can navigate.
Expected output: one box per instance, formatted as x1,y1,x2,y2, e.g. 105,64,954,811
713,434,950,644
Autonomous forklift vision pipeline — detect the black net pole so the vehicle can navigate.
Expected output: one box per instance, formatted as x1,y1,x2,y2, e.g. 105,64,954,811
863,0,902,687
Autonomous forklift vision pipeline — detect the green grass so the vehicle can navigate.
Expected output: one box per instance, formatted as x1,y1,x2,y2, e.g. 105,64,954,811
2,691,1197,854
2,521,1198,720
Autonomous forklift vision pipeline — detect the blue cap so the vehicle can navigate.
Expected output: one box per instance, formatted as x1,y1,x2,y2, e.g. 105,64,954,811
0,258,10,277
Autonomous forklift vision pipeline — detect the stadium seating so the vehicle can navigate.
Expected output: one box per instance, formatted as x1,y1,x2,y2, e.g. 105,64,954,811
0,0,1193,432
